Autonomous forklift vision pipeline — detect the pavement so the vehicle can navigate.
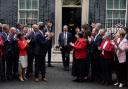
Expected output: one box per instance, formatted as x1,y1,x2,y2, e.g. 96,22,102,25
48,50,73,63
0,63,127,89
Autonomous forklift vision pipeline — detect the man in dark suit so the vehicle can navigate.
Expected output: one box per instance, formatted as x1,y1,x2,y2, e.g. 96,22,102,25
26,24,38,79
8,27,19,80
2,24,11,80
91,25,103,82
46,21,54,67
58,25,72,71
34,23,51,82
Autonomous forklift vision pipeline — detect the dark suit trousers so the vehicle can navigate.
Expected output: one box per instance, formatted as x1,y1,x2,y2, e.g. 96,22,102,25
35,55,46,78
91,53,102,81
47,47,52,65
2,52,13,79
61,46,70,68
101,58,112,82
26,52,34,76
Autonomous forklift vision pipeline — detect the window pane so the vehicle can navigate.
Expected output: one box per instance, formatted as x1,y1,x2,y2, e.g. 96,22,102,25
19,11,26,18
32,11,38,19
120,0,126,9
113,11,120,18
106,19,112,28
114,0,119,9
120,19,125,25
107,0,113,9
19,0,25,9
26,11,32,19
107,10,112,18
120,10,126,19
63,0,82,5
26,0,31,9
19,19,26,24
31,19,38,24
113,19,120,26
32,0,38,9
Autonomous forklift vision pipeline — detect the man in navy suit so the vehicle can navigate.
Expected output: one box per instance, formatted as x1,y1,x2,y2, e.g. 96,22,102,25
58,25,72,71
91,26,103,82
34,23,51,82
2,24,11,80
26,24,38,79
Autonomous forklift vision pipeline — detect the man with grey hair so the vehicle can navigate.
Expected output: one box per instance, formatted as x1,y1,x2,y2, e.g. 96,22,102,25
26,24,38,79
91,25,103,82
58,25,72,71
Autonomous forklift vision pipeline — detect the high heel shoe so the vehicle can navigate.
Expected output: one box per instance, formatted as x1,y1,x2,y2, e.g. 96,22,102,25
19,77,24,82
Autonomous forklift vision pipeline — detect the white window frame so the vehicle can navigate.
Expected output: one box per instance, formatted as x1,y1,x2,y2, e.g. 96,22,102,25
105,0,128,28
18,0,39,25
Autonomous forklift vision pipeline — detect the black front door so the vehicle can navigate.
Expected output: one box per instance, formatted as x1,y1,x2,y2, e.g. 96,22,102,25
62,7,82,39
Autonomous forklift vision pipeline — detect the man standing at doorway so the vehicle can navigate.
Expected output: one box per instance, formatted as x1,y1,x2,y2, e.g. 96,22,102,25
58,25,72,71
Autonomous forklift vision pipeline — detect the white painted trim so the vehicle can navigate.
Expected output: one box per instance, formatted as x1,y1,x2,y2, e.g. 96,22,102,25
55,0,62,45
82,0,89,24
55,0,89,45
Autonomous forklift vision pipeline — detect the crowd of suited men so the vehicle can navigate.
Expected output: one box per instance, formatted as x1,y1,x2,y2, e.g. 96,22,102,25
0,21,54,82
0,21,128,88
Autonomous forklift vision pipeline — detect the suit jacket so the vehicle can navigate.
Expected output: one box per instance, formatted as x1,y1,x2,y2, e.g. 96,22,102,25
2,32,10,55
91,34,102,55
58,32,72,47
73,38,87,59
99,40,114,59
35,30,48,55
44,28,54,48
26,31,36,54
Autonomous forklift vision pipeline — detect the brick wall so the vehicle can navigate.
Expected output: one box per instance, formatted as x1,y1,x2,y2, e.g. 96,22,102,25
0,0,18,26
89,0,106,27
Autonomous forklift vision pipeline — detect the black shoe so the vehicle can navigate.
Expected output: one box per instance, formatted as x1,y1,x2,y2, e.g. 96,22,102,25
48,64,54,67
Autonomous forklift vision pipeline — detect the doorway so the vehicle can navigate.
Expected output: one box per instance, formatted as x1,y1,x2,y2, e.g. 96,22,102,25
62,7,82,39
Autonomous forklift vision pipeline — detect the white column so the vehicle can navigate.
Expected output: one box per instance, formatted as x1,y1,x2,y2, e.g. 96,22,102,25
82,0,89,24
55,0,62,46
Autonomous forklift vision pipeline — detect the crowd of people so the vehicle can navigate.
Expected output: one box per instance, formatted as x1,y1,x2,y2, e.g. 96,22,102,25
0,21,54,82
0,21,128,88
59,23,128,88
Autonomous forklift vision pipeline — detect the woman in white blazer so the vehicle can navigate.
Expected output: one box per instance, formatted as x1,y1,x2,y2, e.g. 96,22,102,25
113,30,128,88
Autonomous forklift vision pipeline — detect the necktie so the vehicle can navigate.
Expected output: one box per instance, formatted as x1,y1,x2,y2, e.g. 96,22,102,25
64,32,67,46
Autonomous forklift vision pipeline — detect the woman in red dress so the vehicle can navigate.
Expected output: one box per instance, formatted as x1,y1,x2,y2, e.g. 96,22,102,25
70,32,88,82
99,32,114,85
17,33,29,81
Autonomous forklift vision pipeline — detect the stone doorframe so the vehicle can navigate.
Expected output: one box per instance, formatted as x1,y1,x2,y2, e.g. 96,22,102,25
55,0,89,45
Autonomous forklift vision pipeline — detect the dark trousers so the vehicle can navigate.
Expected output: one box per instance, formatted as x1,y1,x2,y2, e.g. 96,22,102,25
91,54,102,81
47,48,52,65
61,46,70,68
127,61,128,85
35,55,46,78
2,53,13,80
0,57,2,80
101,58,112,83
26,53,34,77
116,62,127,83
